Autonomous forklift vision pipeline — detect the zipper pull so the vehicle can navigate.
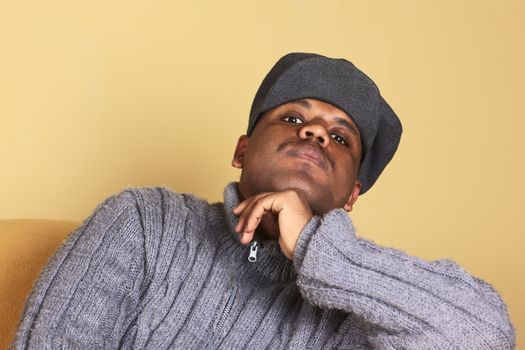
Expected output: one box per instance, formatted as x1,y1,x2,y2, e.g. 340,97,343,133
248,241,259,262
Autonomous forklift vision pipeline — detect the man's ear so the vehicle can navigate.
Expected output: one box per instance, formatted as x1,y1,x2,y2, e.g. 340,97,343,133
343,180,361,212
231,135,249,169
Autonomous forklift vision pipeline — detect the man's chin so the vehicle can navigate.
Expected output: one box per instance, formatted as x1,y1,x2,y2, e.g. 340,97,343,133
268,175,332,213
270,173,321,193
240,167,337,213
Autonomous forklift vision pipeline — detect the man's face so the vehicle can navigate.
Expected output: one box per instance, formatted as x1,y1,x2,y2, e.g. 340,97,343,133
232,98,363,215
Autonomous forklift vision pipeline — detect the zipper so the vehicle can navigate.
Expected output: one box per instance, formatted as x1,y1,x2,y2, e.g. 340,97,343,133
248,240,260,262
207,286,238,348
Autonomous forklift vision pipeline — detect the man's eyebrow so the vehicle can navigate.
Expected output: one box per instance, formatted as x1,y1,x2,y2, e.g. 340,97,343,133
334,117,360,137
291,99,312,109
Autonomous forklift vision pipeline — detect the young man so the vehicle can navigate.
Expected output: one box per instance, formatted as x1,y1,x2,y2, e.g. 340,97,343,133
12,53,515,349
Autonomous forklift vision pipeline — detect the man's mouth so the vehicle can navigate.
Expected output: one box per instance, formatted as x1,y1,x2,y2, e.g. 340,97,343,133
285,145,330,170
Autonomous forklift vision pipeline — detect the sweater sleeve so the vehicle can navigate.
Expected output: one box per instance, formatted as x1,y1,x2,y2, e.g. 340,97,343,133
293,209,516,350
11,190,146,350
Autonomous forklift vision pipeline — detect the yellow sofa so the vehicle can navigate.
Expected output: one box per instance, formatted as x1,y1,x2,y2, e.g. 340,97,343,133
0,219,78,350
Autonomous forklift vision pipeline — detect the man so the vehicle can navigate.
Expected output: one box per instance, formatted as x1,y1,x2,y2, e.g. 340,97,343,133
12,53,515,349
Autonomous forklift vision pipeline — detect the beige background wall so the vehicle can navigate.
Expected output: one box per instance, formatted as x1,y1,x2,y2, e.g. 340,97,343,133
1,0,524,347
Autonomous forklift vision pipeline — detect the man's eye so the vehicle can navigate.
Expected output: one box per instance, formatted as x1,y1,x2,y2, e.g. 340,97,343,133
330,133,347,145
281,116,303,124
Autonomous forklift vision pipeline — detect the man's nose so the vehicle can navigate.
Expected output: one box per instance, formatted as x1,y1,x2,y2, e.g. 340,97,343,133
299,122,330,148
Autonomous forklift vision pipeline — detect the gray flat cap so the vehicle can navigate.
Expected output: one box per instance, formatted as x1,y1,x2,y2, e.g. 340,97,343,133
247,52,402,194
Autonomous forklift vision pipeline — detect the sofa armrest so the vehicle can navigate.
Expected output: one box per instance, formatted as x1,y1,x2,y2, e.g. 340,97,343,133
0,219,79,350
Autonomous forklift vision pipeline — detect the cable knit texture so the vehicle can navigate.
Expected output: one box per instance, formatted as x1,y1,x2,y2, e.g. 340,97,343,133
11,183,515,349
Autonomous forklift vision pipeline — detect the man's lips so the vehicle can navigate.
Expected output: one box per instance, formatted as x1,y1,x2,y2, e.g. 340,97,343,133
285,145,330,170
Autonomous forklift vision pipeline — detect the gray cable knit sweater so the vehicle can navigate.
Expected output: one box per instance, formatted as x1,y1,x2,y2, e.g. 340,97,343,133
12,183,515,349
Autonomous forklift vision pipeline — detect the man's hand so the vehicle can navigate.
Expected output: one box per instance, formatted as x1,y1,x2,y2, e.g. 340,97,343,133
233,189,314,260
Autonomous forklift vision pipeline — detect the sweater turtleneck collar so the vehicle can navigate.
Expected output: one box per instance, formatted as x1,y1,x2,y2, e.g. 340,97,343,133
222,182,296,283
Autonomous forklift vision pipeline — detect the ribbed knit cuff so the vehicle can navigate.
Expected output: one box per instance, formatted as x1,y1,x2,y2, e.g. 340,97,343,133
293,215,321,272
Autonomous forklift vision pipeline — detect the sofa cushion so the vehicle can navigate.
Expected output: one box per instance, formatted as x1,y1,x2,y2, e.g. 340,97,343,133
0,219,78,349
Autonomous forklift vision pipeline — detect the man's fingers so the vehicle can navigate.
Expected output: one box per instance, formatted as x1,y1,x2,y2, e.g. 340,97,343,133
239,230,255,245
236,194,281,244
234,193,270,236
234,196,260,232
232,199,249,215
232,189,313,258
235,199,258,233
240,194,283,244
243,196,274,233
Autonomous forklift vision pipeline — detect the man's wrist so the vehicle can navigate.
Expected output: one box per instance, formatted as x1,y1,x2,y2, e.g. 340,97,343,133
293,215,321,269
